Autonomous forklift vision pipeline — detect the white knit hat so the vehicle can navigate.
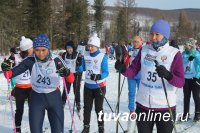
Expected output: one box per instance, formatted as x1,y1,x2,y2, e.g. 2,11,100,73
20,36,33,51
87,33,100,48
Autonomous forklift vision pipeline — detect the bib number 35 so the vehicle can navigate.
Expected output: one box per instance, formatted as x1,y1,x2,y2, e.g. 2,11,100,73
147,71,157,82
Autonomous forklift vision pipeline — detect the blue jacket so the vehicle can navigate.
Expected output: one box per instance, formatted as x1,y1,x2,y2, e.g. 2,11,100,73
182,48,200,79
109,47,115,55
79,50,109,89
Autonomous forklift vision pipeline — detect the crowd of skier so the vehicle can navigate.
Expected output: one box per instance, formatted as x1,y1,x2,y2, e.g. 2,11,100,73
1,19,200,133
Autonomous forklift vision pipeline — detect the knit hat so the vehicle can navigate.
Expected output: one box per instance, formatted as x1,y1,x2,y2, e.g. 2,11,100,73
33,34,50,49
19,36,33,51
184,38,197,47
150,19,170,39
65,41,74,49
87,33,100,48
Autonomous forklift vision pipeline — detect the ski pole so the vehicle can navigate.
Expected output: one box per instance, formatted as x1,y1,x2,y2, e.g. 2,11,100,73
95,81,125,132
116,63,123,133
69,72,81,133
63,77,77,133
114,77,126,113
154,60,177,133
6,71,16,133
116,46,124,133
57,55,78,133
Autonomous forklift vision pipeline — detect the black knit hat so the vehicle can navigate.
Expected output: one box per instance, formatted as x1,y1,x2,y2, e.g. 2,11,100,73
65,41,74,49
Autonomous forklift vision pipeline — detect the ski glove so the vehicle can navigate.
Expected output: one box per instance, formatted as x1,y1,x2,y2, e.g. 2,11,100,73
188,56,195,61
56,67,70,77
1,59,12,72
76,54,82,66
155,65,173,80
115,60,126,73
90,74,101,81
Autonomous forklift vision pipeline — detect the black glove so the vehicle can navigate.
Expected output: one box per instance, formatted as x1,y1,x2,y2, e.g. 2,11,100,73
90,74,101,81
56,67,70,77
115,60,126,73
1,59,12,72
155,65,172,80
76,54,82,66
188,56,195,61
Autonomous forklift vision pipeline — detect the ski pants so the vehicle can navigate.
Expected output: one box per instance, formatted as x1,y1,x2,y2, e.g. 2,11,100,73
62,72,82,104
136,106,176,133
83,86,106,127
13,87,31,128
183,78,200,114
29,90,64,133
127,78,140,112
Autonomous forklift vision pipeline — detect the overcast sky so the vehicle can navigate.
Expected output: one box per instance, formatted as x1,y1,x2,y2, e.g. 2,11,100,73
89,0,200,10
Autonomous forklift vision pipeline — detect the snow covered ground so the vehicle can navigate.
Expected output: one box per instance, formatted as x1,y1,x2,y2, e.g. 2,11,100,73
0,49,200,133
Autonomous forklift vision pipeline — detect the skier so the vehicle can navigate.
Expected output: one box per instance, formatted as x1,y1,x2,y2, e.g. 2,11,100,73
3,36,33,133
115,20,185,133
1,34,74,133
109,45,115,60
126,36,142,132
80,33,109,133
105,45,109,56
61,40,83,112
182,38,200,121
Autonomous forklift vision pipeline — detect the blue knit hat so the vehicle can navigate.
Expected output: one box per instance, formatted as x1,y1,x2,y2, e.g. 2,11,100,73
150,20,170,39
33,34,50,49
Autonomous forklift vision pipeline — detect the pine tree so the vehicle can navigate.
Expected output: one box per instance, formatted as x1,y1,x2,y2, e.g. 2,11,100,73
93,0,105,35
28,0,52,37
65,0,89,44
176,12,193,40
0,0,23,54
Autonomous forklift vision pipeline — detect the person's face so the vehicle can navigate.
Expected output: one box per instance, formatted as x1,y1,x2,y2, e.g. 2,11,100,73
150,32,164,42
66,47,73,54
87,45,98,53
133,37,142,48
184,45,192,51
34,47,49,60
27,48,33,56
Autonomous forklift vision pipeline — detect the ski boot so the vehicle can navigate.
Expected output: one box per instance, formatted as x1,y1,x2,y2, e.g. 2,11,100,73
16,126,21,133
194,112,200,122
81,125,90,133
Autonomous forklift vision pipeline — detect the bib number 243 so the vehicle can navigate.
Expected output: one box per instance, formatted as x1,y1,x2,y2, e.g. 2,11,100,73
36,74,51,85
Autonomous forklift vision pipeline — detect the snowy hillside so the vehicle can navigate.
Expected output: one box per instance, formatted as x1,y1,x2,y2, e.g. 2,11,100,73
0,51,200,133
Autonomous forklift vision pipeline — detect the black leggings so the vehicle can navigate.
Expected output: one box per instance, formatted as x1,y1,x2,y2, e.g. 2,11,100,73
136,106,176,133
83,87,106,127
12,87,32,127
183,78,200,114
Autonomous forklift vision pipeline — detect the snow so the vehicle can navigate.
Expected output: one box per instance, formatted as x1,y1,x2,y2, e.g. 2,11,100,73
0,49,200,133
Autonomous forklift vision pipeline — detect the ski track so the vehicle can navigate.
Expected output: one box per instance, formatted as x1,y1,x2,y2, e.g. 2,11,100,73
1,49,200,133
